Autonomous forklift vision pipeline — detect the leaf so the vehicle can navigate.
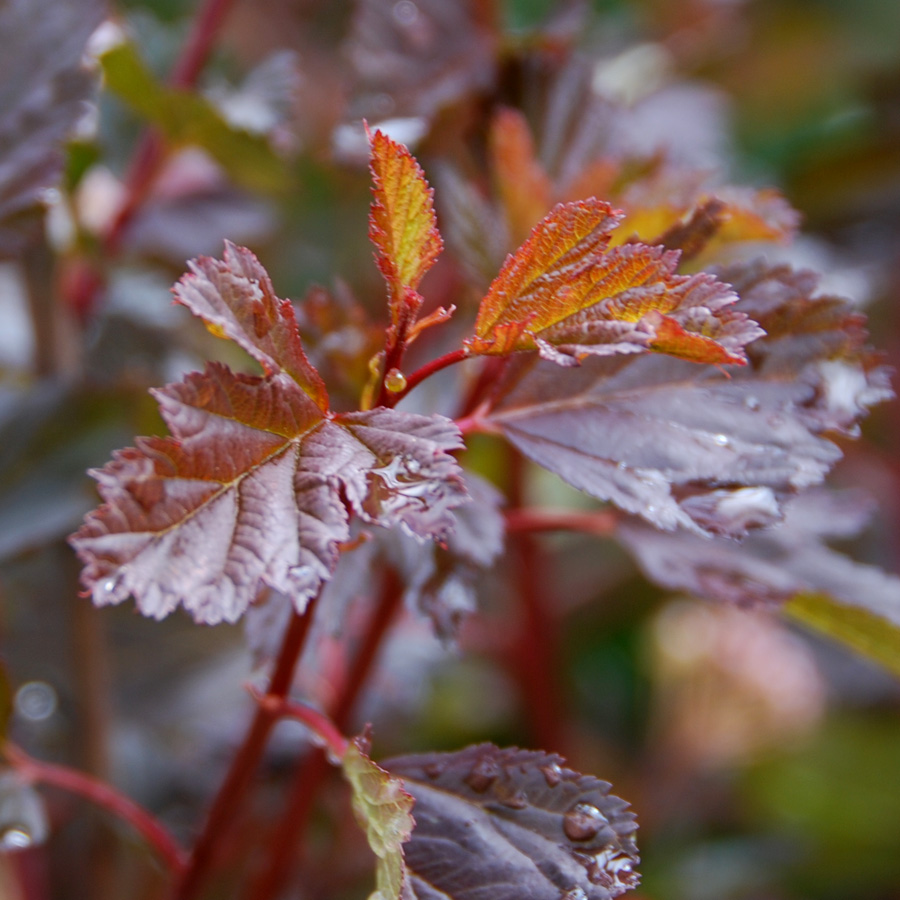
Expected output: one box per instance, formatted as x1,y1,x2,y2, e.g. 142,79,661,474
70,365,468,624
99,41,287,193
368,128,443,332
785,593,900,679
343,736,416,900
619,489,900,673
71,249,468,624
0,0,105,253
485,261,890,536
172,241,328,409
347,0,497,121
467,199,762,367
489,107,553,246
384,744,639,900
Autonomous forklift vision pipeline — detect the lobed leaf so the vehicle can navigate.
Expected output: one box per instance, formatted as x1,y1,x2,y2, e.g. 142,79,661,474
485,261,890,536
619,489,900,673
467,199,762,366
71,247,468,624
173,241,328,409
100,41,287,193
369,128,443,331
0,0,105,253
384,743,639,900
343,737,416,900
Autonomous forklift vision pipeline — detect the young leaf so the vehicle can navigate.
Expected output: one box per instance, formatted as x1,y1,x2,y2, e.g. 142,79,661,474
485,261,889,536
343,737,416,900
369,128,443,333
173,241,328,409
489,107,553,246
619,489,900,673
467,199,761,366
384,744,639,900
0,0,105,253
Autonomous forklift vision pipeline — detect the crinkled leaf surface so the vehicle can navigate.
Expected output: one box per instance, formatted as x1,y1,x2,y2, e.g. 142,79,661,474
384,744,639,900
343,737,415,900
173,241,328,408
467,199,761,366
71,247,467,624
0,0,105,253
619,489,900,673
486,261,890,536
100,41,287,193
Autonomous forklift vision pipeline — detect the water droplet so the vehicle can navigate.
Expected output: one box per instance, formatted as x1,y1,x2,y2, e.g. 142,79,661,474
743,395,760,411
424,762,445,780
712,433,729,446
541,762,563,787
385,368,407,393
404,454,421,475
0,826,33,850
563,802,607,842
585,848,638,890
392,0,419,26
464,756,499,793
560,888,587,900
496,787,528,809
15,682,57,722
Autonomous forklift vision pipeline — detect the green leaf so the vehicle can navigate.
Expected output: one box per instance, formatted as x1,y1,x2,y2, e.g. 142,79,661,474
99,41,287,193
785,592,900,678
343,737,415,900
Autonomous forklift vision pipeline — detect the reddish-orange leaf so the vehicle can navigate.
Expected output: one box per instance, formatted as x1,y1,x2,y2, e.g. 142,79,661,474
368,128,443,326
489,107,553,247
468,199,762,365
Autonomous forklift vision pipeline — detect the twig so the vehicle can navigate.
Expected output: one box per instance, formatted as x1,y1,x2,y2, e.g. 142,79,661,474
171,593,321,900
505,507,619,536
3,742,186,875
243,569,405,900
387,346,471,406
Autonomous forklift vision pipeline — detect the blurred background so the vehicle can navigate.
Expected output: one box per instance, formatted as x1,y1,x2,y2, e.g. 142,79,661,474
1,0,899,898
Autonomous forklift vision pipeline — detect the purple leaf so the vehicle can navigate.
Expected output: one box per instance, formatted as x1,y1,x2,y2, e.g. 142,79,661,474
618,489,900,627
486,261,891,537
70,367,468,624
173,241,329,409
385,744,639,900
0,0,105,253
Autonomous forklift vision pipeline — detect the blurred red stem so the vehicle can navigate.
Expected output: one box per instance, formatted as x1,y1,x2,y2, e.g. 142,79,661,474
104,0,237,253
244,569,405,900
251,693,348,760
3,742,186,875
171,595,320,900
506,450,565,751
506,507,618,536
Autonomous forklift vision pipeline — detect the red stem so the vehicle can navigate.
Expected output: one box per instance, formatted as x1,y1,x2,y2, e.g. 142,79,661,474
104,0,238,253
506,451,564,752
3,742,186,875
387,347,471,406
243,569,405,900
505,507,619,536
251,693,349,760
171,595,320,900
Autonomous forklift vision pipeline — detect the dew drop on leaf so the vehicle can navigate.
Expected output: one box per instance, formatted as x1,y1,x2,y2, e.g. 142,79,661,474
464,756,500,792
541,762,563,787
712,433,730,446
424,762,445,779
563,802,607,841
559,888,587,900
585,847,639,892
392,0,419,26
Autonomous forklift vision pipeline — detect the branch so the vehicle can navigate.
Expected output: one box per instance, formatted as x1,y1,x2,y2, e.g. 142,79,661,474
505,507,619,536
171,592,321,900
249,692,349,761
243,569,405,900
385,347,471,406
3,742,186,875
